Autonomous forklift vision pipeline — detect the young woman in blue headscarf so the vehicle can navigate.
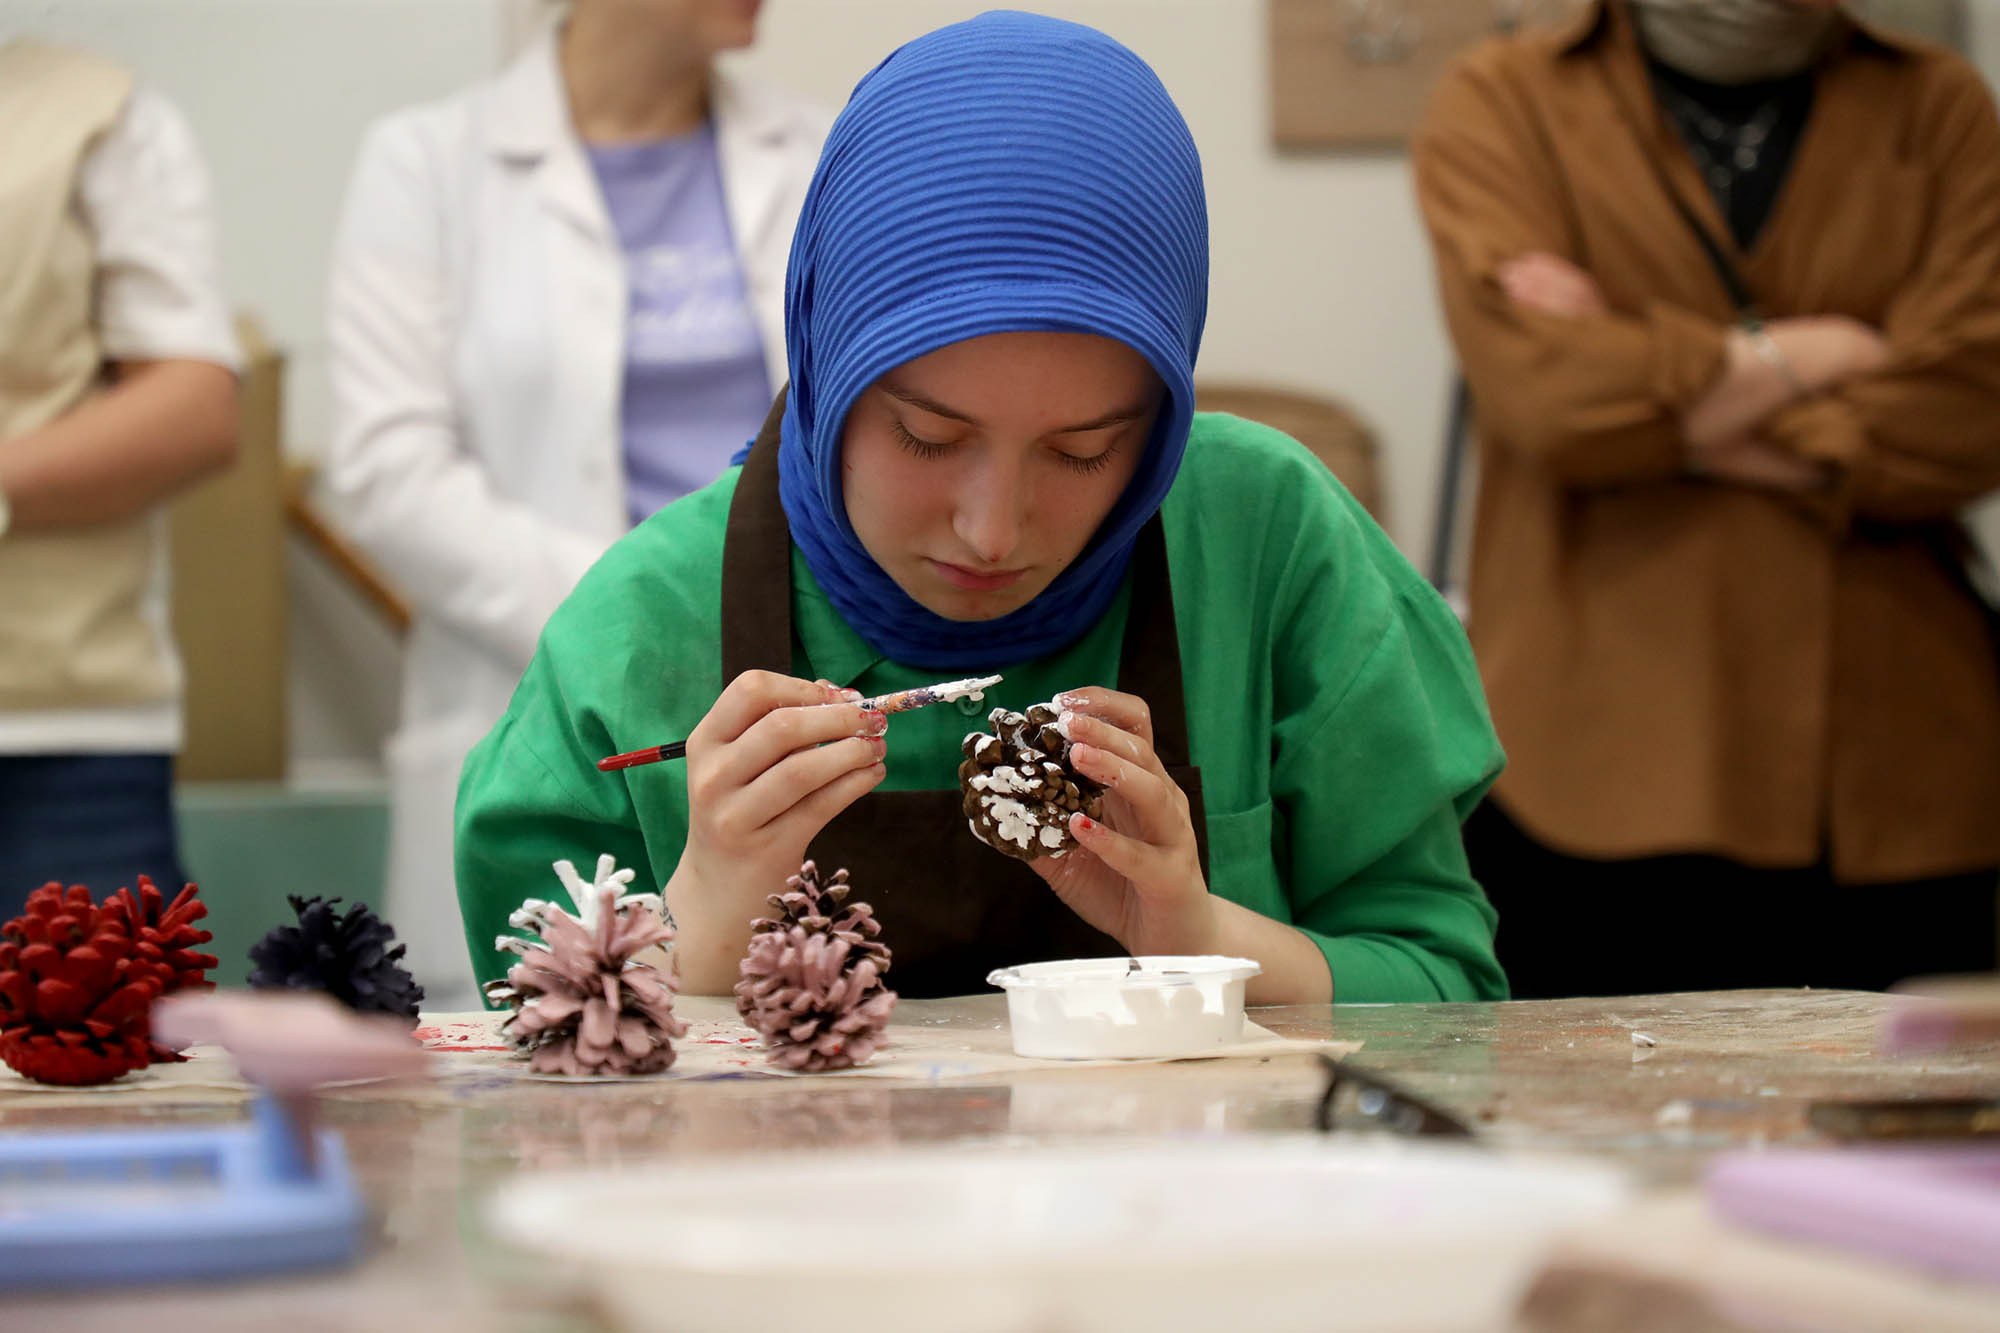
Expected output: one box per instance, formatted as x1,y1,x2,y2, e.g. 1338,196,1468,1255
455,12,1508,1005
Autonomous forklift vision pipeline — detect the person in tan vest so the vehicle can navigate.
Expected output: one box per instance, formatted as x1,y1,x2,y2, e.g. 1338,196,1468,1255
0,38,240,919
1414,0,2000,997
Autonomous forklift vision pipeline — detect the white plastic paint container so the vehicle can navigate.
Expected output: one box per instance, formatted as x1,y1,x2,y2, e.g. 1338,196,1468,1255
984,956,1262,1059
490,1138,1633,1333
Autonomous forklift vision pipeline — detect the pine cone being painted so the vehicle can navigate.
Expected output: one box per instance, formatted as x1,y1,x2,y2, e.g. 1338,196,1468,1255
248,896,425,1026
104,876,217,1061
734,861,896,1072
959,702,1104,861
0,883,169,1085
484,855,688,1077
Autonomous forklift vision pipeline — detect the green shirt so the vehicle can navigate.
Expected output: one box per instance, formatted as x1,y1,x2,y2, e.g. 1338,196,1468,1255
456,413,1508,1002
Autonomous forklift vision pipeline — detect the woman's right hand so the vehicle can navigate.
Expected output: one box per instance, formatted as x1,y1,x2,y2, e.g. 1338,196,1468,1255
663,671,887,993
1765,316,1891,393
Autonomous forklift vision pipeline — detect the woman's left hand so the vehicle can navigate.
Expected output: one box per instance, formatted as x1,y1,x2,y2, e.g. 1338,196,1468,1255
1029,686,1215,955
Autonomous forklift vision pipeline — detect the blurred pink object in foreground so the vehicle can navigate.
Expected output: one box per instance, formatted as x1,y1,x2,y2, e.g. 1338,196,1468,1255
1881,977,2000,1055
1708,1148,2000,1286
153,989,431,1091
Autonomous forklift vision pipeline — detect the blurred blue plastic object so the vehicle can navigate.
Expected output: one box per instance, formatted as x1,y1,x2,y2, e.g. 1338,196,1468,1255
0,1092,363,1288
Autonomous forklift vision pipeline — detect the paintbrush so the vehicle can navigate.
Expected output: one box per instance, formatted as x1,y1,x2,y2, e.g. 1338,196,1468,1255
596,674,1003,772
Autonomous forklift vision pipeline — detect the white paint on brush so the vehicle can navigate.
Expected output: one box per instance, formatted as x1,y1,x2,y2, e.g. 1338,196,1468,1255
934,673,1003,701
866,673,1004,715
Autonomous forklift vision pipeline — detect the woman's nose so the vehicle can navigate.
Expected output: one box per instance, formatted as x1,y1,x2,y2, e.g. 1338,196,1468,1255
951,456,1027,565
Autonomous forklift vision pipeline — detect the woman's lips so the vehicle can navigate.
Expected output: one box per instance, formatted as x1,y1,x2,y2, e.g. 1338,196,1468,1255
930,559,1027,591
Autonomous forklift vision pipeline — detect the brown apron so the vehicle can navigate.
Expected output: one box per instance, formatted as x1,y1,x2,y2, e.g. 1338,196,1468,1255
722,397,1210,997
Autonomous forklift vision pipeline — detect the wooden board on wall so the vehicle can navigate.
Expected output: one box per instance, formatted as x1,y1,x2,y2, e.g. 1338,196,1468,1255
168,316,287,782
1271,0,1966,151
1271,0,1590,150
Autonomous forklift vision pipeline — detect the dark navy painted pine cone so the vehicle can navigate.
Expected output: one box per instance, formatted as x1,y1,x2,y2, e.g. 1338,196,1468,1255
247,895,424,1026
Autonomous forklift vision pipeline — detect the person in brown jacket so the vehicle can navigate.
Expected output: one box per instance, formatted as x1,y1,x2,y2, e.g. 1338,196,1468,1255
1414,0,2000,997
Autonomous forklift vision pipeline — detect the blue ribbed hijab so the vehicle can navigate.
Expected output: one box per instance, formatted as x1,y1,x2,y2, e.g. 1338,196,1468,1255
775,11,1209,670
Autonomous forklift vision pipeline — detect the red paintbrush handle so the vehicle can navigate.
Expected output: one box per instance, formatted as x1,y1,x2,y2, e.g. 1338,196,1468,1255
596,741,688,772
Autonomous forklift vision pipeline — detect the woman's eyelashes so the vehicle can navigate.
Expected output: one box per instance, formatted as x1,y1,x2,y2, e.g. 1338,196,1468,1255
1056,443,1118,475
890,417,953,459
890,416,1120,475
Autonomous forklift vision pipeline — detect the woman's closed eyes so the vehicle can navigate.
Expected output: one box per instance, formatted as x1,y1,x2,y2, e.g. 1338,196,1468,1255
889,416,1125,475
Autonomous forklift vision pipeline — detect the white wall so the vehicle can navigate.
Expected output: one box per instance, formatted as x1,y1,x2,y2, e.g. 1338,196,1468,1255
9,0,2000,770
1975,0,2000,65
0,0,511,461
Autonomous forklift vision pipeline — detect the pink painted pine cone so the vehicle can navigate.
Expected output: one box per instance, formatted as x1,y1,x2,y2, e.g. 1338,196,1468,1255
486,886,687,1077
734,861,897,1072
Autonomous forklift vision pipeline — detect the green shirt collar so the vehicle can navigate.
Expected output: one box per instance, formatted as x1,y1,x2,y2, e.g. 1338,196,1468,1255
789,546,887,687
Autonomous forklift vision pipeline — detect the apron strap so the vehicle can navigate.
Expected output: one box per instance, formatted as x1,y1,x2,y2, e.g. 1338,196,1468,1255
1116,514,1192,770
1118,514,1209,880
720,389,794,679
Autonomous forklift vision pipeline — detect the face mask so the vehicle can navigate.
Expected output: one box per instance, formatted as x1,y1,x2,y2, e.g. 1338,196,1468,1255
1628,0,1840,83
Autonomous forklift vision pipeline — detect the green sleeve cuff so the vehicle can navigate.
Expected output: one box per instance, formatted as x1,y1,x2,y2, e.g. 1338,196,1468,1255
1314,930,1510,1005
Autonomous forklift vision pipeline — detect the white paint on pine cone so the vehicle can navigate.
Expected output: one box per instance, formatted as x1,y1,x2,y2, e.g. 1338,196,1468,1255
969,765,1037,796
549,853,659,932
984,796,1041,849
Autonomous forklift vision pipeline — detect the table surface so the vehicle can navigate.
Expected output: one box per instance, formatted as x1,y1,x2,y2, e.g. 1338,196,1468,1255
5,988,1997,1332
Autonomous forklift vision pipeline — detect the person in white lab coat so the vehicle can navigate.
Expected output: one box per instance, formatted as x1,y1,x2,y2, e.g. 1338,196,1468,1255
326,0,827,1008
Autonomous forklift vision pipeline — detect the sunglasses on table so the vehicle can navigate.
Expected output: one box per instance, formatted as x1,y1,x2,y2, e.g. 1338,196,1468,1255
1313,1054,1478,1140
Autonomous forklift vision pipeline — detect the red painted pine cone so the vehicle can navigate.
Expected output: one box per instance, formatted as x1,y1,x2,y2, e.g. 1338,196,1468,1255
105,876,217,1061
0,883,167,1085
105,876,218,991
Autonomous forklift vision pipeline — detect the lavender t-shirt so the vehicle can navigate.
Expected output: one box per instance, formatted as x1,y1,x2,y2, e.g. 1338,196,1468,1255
588,125,772,526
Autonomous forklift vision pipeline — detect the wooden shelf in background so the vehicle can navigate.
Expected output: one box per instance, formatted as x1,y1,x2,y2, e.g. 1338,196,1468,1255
284,462,411,637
